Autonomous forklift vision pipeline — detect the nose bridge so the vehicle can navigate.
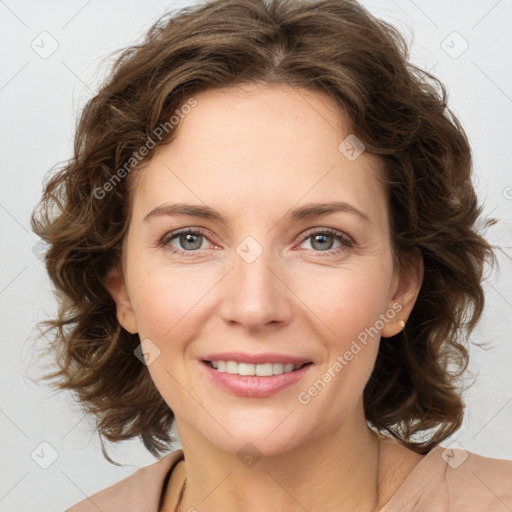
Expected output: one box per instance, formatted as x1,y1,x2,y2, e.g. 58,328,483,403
219,233,291,330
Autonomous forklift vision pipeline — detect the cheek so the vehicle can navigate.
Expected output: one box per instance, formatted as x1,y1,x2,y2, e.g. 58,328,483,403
297,263,393,344
126,264,215,411
295,270,390,413
127,254,220,341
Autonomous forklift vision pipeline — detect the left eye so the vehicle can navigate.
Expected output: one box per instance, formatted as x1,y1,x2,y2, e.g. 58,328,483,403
160,228,354,255
300,231,342,251
298,228,354,254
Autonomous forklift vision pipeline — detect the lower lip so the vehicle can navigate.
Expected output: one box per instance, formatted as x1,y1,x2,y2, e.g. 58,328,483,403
201,361,313,397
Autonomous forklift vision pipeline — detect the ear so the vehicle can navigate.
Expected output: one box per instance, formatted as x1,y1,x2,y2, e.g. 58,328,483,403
105,266,138,334
381,250,424,338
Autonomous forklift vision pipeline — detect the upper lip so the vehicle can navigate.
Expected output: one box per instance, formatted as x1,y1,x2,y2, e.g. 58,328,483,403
202,352,312,365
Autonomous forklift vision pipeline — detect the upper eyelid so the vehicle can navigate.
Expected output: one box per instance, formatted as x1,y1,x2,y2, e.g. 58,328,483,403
299,227,354,242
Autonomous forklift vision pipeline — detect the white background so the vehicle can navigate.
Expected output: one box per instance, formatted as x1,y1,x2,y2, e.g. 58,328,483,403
0,0,511,510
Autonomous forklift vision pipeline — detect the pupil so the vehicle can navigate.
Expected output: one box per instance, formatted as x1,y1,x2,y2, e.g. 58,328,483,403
182,233,201,250
312,234,333,251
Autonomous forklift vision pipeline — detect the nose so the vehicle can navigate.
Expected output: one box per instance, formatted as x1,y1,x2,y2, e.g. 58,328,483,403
218,240,293,332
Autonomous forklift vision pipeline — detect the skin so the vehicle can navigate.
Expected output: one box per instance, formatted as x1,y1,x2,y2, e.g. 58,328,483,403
108,82,424,512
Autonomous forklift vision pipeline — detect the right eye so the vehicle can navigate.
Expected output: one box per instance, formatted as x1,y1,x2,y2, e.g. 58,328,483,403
160,228,216,255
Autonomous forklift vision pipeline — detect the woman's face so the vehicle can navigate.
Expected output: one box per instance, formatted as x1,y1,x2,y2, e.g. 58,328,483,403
110,83,421,456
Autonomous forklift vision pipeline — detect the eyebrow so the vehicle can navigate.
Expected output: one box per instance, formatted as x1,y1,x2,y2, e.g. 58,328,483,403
143,201,372,225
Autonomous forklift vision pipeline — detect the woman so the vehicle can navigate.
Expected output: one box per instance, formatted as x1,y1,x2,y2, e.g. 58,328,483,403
31,0,511,510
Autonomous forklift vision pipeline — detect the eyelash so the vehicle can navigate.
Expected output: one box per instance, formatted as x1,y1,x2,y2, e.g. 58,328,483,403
159,227,355,257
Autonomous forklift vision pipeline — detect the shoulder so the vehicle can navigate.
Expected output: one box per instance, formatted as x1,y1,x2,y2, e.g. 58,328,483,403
65,449,184,512
382,445,512,512
440,446,512,508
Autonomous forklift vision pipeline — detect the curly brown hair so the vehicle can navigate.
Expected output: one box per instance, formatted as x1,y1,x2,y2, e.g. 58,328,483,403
31,0,496,462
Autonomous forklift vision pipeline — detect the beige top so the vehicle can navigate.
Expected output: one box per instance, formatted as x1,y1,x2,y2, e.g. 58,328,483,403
66,446,512,511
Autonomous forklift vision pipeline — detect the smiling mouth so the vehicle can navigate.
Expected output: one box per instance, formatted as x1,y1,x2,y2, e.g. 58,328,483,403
203,360,313,377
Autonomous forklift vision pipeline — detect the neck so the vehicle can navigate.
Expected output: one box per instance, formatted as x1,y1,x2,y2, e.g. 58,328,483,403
174,417,384,512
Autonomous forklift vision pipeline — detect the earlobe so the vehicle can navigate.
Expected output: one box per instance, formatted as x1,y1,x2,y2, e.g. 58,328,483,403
105,266,138,334
381,251,424,338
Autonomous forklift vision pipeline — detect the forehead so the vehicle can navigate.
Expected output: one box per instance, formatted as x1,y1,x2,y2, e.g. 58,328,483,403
131,83,388,228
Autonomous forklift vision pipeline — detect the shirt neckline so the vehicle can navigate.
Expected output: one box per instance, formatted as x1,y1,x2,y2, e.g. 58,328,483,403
161,445,444,512
377,445,445,511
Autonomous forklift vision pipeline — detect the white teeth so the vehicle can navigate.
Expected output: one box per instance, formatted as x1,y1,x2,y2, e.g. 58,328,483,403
209,360,303,376
226,361,238,374
272,363,284,375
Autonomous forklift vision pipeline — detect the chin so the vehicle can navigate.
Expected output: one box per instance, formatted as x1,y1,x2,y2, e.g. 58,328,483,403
202,420,309,459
